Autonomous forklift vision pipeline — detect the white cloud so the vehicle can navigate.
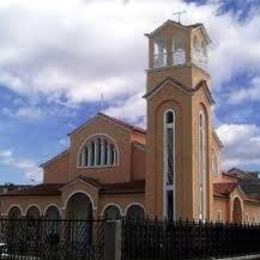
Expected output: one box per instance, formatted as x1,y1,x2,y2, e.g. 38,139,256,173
0,0,259,108
0,0,260,173
0,149,43,183
229,77,260,104
216,124,260,170
1,106,46,120
104,92,146,127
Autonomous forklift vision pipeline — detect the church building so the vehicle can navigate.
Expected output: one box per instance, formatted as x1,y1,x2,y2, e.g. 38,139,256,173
1,19,260,223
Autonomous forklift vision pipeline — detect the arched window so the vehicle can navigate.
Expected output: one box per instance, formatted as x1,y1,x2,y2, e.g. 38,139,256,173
164,110,175,219
199,111,207,221
79,135,119,168
26,206,41,219
153,39,167,68
172,38,186,65
126,205,145,219
103,205,121,220
45,206,60,220
8,206,22,219
66,193,92,220
212,149,218,177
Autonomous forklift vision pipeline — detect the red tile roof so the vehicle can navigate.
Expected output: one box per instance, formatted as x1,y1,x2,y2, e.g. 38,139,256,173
213,182,237,198
0,178,145,197
100,180,145,195
0,183,64,197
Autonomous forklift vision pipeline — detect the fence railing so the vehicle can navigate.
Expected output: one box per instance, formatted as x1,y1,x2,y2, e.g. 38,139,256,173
121,217,260,260
0,218,113,260
1,218,260,260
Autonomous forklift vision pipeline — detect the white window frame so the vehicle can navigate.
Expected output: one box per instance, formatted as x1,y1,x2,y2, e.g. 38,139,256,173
199,111,207,221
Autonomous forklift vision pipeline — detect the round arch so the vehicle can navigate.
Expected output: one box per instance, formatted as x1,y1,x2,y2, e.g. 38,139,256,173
7,204,24,217
77,133,120,168
101,203,123,217
8,205,23,219
44,204,61,219
65,192,93,219
63,190,95,211
25,205,42,219
101,203,122,219
125,203,146,218
43,204,61,216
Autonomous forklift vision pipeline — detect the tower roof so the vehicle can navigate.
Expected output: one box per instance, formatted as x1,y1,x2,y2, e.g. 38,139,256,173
145,19,211,44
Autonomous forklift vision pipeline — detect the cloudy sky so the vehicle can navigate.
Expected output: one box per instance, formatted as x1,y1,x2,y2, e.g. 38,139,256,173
0,0,260,184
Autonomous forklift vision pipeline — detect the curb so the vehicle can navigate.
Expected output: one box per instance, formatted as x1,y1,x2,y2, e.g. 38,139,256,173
211,255,260,260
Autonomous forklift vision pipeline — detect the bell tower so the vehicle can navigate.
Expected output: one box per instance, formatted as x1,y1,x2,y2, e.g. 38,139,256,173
145,20,214,221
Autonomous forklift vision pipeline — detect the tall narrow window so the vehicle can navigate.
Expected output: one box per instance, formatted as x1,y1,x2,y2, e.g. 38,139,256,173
164,110,175,219
104,140,108,165
199,111,207,221
97,138,102,166
91,141,95,166
84,147,89,166
110,144,115,165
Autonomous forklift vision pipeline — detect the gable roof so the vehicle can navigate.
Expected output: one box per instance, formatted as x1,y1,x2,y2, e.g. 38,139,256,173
212,129,224,148
60,175,101,191
215,170,260,203
0,177,146,197
240,181,260,200
40,149,69,168
68,112,146,137
226,168,258,180
145,19,211,44
214,182,238,198
143,77,215,104
194,80,215,104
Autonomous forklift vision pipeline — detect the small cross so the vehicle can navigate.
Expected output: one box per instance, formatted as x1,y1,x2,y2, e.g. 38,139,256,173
172,11,186,24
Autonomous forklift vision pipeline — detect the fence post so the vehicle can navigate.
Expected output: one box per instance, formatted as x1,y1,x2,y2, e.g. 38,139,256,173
114,220,122,260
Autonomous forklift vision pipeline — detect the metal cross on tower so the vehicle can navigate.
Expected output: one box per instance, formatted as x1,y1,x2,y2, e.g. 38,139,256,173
172,11,186,24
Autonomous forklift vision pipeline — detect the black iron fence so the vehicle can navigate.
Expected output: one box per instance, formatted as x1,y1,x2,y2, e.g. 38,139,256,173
1,218,260,260
0,218,113,260
121,217,260,259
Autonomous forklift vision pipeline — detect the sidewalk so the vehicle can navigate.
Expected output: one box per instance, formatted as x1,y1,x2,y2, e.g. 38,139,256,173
212,255,260,260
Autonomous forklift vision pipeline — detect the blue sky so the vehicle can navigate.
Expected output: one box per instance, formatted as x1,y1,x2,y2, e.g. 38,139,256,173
0,0,260,184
